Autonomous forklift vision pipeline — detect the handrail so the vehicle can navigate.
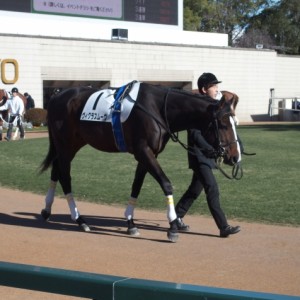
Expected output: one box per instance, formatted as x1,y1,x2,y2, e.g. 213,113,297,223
0,261,298,300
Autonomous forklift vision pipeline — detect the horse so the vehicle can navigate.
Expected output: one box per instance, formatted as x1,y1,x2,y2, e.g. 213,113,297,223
0,89,27,140
40,81,241,242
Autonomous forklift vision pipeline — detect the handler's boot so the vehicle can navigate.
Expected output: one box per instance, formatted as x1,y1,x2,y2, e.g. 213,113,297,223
220,225,240,237
175,218,190,232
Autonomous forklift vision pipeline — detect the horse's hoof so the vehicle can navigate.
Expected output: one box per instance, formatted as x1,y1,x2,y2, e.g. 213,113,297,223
167,230,179,243
76,216,91,232
167,219,179,242
41,209,51,221
126,219,140,236
127,227,140,236
80,223,91,232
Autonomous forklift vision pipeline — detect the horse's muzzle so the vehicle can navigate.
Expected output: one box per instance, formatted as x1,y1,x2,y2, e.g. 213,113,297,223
223,152,240,166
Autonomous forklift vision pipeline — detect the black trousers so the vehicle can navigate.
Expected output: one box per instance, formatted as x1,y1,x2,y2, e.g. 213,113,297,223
175,164,228,230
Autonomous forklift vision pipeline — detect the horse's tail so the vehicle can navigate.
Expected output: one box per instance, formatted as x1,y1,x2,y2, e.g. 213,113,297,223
39,127,56,173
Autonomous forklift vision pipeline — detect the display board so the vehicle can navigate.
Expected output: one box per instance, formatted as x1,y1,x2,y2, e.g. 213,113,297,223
0,0,178,25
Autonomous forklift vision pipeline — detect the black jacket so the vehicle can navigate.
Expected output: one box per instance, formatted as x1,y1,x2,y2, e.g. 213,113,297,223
26,95,35,110
187,129,216,169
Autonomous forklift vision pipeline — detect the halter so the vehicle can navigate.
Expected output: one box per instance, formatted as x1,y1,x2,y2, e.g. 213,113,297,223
207,111,243,180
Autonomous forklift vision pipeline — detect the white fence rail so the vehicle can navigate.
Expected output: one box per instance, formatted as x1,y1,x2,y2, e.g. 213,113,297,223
269,97,300,121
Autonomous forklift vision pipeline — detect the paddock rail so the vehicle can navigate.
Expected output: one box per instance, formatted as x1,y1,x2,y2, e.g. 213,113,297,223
0,261,298,299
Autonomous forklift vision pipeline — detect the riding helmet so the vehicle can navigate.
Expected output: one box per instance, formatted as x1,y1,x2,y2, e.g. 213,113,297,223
197,73,221,90
11,87,19,93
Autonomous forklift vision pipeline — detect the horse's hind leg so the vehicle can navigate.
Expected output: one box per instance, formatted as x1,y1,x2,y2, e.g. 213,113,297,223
41,160,59,221
42,157,90,232
124,162,147,236
41,180,57,221
56,155,91,232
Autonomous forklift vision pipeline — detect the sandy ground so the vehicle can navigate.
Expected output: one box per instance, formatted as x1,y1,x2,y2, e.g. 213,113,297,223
0,131,299,299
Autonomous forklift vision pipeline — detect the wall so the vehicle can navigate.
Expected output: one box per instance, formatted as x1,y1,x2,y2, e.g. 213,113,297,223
1,34,300,122
275,55,300,98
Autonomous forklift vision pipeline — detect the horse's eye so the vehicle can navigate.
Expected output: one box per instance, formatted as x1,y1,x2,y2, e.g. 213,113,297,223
219,115,229,127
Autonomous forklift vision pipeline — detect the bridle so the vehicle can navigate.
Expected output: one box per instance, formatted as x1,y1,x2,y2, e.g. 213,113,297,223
205,111,243,180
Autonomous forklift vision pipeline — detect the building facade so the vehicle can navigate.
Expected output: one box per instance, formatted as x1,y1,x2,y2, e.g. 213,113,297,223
1,1,300,122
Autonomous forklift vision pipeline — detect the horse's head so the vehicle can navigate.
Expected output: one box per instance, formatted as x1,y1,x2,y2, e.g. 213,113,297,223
206,91,241,166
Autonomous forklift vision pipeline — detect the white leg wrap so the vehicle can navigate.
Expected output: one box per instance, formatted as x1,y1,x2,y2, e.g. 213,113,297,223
12,127,19,140
124,197,137,220
66,193,80,221
45,181,57,212
166,195,177,222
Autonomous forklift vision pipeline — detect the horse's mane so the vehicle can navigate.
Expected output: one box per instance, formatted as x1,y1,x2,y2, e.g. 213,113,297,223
149,83,216,104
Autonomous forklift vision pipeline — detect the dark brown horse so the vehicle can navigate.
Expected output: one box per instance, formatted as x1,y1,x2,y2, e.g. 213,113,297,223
40,81,240,242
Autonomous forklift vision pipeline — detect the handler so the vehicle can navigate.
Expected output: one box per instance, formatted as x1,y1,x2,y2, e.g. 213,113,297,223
0,87,25,141
175,73,241,238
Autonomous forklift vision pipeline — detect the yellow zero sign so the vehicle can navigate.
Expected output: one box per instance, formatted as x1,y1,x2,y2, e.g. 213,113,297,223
0,59,19,84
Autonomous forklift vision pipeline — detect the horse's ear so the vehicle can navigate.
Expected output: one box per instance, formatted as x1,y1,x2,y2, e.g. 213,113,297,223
231,93,239,110
220,90,239,113
217,94,228,111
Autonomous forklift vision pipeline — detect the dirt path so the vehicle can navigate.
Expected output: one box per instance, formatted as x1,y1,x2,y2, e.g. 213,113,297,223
0,132,299,299
0,186,299,299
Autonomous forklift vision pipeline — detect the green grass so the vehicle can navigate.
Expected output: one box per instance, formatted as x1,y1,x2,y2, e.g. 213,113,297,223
0,124,299,226
2,125,48,133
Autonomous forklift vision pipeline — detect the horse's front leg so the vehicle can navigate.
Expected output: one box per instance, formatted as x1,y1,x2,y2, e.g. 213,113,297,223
125,162,147,236
133,149,179,242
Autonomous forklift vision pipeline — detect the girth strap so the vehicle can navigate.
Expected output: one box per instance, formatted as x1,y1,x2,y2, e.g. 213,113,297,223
111,81,137,152
112,85,127,152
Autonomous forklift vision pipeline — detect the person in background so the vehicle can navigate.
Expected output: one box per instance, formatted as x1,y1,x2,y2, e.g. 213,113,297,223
0,87,25,141
175,73,241,238
24,92,35,110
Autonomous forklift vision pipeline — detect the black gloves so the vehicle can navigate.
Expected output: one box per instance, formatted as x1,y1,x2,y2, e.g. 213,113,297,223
204,148,217,159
